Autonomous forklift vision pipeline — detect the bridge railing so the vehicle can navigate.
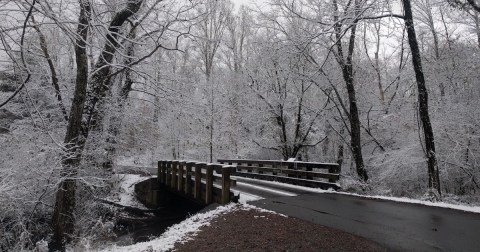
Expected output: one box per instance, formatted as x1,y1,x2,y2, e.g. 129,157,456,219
157,160,236,205
218,159,340,190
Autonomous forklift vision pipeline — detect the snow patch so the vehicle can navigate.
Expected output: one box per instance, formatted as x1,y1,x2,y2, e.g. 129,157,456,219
101,204,238,252
241,203,287,217
100,202,286,251
232,189,264,203
332,191,480,214
106,174,148,209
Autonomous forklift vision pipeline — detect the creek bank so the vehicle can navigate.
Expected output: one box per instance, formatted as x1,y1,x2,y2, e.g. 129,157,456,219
112,177,205,244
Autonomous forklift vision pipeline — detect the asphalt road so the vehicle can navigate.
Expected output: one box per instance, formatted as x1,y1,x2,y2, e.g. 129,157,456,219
250,193,480,252
118,166,480,251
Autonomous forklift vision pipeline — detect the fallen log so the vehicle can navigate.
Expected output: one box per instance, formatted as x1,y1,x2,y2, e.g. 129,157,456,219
95,198,164,216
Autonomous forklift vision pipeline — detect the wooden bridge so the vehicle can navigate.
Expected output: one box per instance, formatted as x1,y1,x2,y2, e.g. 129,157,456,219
156,159,341,205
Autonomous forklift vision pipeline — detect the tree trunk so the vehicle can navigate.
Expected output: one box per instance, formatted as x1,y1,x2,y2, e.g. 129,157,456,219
49,1,91,250
402,0,441,196
82,0,143,139
333,0,368,182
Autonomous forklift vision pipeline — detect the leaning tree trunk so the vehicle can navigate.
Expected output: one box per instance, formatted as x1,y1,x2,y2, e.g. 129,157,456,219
51,1,144,250
402,0,441,196
82,0,144,140
49,1,91,250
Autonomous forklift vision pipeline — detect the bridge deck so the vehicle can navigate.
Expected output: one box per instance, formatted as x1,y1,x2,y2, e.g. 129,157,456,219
118,165,480,251
251,193,480,252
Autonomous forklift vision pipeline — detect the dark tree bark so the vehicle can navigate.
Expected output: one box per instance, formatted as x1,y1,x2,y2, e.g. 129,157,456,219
82,0,144,138
49,1,91,250
402,0,441,196
50,1,144,250
332,0,368,182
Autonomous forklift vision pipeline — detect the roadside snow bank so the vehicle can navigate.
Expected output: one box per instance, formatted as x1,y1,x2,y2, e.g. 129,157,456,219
334,192,480,214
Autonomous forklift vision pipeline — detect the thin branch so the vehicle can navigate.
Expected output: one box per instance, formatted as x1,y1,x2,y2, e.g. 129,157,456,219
0,0,36,108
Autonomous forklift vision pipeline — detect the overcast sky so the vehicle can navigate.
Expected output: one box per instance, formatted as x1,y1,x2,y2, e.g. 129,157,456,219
233,0,267,12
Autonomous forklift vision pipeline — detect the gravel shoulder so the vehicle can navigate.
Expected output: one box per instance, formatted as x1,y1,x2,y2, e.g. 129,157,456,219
173,207,391,252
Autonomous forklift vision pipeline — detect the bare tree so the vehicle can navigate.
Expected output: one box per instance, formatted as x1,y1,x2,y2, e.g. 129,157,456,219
402,0,442,197
332,0,368,181
196,0,231,162
49,0,91,250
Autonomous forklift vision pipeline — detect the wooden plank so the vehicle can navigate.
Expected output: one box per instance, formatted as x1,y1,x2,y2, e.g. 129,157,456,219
221,165,233,204
185,162,193,196
157,161,162,184
205,164,214,204
194,163,204,201
171,161,178,190
165,161,171,187
161,161,166,184
235,165,339,181
329,165,341,183
217,159,340,171
234,171,340,190
178,161,185,192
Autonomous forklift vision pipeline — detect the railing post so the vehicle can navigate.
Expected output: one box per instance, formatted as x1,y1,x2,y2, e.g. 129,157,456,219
258,163,264,174
305,164,313,180
158,161,162,184
171,161,178,190
329,164,340,183
162,161,167,184
166,161,171,187
205,164,214,204
178,161,185,193
287,161,295,178
221,165,233,204
185,162,193,196
194,163,203,201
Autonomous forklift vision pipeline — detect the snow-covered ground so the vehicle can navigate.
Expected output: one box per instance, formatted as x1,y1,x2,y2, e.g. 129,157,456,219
106,174,150,209
100,203,278,252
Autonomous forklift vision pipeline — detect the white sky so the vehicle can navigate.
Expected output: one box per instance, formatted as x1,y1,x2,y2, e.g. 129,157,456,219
233,0,267,11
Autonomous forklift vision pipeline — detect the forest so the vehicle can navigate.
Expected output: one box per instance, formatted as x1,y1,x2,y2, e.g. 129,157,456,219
0,0,479,250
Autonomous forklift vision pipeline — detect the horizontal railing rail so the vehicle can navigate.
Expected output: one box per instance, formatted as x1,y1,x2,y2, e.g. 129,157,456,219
218,159,340,190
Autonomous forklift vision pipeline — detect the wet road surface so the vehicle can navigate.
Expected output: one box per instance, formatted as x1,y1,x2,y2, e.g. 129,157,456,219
250,193,480,252
117,166,480,251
